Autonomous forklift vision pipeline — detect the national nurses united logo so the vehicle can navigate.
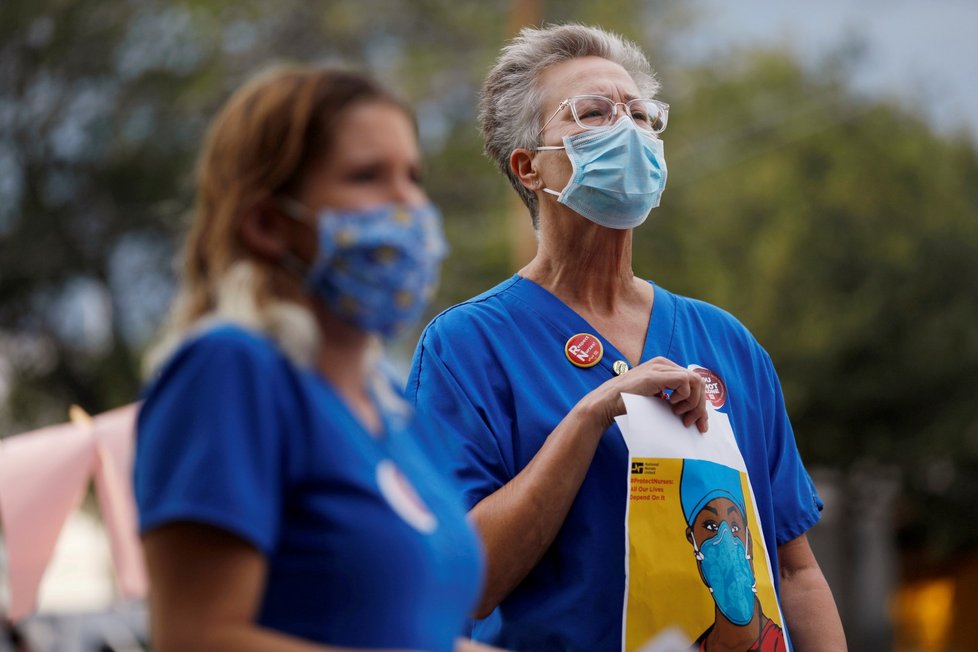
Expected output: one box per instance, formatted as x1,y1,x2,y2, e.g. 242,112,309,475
690,364,727,409
376,460,438,534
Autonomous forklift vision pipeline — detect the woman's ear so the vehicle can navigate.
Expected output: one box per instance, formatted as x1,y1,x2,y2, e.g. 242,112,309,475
510,148,541,191
237,198,293,262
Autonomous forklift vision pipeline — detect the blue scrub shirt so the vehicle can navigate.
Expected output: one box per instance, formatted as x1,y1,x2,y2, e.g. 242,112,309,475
408,275,821,652
135,324,483,650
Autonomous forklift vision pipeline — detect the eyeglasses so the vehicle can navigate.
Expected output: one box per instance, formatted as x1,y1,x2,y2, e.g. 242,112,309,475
538,95,669,136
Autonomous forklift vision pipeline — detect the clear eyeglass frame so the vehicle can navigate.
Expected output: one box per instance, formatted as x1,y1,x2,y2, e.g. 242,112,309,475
537,95,670,137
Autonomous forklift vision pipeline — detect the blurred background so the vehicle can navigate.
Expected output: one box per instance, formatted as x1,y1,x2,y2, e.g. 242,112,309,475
1,0,976,650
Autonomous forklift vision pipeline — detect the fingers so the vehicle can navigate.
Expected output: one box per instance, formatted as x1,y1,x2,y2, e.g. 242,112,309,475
669,372,709,433
587,357,711,433
623,356,693,399
618,357,710,433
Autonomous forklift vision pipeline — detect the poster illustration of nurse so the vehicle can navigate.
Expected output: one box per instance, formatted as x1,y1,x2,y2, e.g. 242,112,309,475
680,459,786,650
616,394,788,652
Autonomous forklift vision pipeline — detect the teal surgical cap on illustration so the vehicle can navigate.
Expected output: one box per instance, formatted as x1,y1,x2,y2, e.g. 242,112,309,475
680,459,747,526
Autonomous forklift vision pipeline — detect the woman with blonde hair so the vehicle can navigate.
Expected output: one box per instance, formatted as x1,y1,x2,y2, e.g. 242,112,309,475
135,65,488,652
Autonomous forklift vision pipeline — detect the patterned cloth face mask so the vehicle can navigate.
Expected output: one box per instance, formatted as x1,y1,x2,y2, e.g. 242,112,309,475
537,115,667,229
282,201,448,338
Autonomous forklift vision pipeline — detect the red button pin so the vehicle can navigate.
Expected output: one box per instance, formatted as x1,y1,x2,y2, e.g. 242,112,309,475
691,365,727,408
565,333,603,368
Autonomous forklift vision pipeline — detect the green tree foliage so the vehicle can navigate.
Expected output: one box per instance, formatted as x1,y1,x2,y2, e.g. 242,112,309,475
0,0,517,430
2,1,976,560
0,0,661,429
636,51,978,558
1,0,196,426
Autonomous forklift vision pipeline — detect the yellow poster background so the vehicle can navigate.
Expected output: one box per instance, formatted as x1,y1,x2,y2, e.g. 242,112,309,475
624,457,782,651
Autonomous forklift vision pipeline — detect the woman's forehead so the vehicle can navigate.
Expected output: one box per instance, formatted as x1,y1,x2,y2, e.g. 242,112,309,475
538,56,640,100
696,496,744,520
329,103,419,161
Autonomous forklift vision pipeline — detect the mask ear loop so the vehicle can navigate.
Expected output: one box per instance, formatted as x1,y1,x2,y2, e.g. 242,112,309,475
744,528,758,595
277,196,311,221
273,196,316,281
533,144,566,200
690,532,713,596
690,532,705,561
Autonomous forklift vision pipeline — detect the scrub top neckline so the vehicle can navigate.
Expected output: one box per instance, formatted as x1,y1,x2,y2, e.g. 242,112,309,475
306,367,392,442
506,274,678,373
176,321,396,442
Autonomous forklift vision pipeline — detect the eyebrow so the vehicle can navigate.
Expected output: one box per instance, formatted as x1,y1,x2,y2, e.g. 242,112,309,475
702,505,719,516
578,90,640,102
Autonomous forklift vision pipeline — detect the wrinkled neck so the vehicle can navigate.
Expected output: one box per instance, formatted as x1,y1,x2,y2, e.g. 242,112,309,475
520,216,638,313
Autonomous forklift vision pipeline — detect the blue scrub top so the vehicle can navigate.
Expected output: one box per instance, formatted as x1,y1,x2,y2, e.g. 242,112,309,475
407,275,821,652
135,324,484,651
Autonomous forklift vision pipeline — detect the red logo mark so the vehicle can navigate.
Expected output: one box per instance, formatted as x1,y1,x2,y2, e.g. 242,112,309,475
565,333,603,368
692,366,727,408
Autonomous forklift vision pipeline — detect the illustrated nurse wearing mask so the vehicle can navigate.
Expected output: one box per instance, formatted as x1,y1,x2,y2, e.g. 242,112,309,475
681,459,787,651
407,23,845,652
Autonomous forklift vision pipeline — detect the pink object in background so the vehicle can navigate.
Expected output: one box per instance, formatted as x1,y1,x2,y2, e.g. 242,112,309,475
0,403,148,622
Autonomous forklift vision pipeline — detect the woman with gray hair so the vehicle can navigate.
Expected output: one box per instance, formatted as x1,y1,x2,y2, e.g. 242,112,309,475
408,23,845,651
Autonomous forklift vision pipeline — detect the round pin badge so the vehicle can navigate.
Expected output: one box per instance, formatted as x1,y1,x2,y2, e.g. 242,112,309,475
691,365,727,409
376,460,438,534
565,333,603,368
613,360,630,376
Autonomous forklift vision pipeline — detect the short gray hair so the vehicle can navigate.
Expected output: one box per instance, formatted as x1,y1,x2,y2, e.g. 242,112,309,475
478,23,660,227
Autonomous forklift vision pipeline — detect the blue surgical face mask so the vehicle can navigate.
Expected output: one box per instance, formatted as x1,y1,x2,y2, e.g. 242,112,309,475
283,201,448,338
693,520,757,626
537,116,667,229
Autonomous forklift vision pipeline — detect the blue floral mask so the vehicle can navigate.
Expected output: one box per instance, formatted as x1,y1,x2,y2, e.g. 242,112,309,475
284,202,448,338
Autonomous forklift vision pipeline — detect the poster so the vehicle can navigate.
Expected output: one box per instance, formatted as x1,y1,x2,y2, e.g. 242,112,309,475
616,392,787,652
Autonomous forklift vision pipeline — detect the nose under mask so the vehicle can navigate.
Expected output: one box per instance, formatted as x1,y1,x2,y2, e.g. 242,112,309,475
537,116,667,229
